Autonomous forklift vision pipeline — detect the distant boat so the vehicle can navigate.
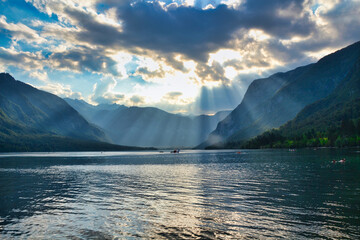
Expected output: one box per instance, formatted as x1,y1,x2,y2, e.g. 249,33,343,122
171,149,180,154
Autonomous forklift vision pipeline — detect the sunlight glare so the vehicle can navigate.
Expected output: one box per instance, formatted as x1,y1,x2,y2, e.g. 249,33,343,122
248,29,271,41
209,49,242,65
112,51,133,78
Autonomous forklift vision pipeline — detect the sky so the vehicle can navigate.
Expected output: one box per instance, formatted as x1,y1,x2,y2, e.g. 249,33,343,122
0,0,359,114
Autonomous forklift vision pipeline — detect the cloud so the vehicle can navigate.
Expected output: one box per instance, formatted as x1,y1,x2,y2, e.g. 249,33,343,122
20,0,357,77
91,76,124,104
117,2,240,61
49,47,120,76
239,0,314,37
165,91,183,99
307,0,360,49
196,61,230,84
0,16,45,44
129,95,145,105
92,77,115,96
17,0,359,68
62,5,123,47
161,91,185,104
135,66,165,79
39,82,82,99
2,0,360,114
34,1,313,62
0,47,44,71
97,92,125,104
29,0,316,89
112,0,315,61
29,70,48,82
161,54,187,72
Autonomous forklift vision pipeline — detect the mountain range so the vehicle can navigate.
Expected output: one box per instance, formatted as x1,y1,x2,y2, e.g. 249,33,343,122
200,40,360,148
280,54,360,137
1,40,360,151
240,48,360,149
65,98,230,148
0,73,152,151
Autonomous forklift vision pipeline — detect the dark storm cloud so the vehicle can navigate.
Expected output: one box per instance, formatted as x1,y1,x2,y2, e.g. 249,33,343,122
270,0,360,61
301,1,360,51
118,2,239,61
266,39,306,62
239,0,314,38
117,0,314,60
63,6,122,47
49,47,119,76
62,0,315,61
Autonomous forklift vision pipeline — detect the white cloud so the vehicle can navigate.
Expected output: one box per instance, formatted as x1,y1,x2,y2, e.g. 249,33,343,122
0,16,46,44
90,76,126,104
29,70,48,82
39,82,82,99
0,65,6,72
0,47,44,71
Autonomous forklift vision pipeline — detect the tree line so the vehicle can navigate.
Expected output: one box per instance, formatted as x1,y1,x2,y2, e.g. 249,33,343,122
239,118,360,149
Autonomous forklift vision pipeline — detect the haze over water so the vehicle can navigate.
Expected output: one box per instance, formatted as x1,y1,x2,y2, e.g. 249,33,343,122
1,149,360,239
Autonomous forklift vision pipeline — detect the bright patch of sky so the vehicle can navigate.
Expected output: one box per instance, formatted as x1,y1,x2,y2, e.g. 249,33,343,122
0,0,359,114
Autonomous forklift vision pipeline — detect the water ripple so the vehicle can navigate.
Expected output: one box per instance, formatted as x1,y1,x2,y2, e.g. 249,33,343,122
0,149,359,239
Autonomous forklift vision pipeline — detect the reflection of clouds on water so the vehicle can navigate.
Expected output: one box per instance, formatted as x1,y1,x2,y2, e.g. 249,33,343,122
0,149,359,238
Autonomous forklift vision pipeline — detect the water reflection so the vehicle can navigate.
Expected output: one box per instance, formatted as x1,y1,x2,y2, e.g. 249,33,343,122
0,149,360,239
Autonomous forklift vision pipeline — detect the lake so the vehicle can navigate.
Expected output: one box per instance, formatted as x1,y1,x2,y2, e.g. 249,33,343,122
0,149,359,239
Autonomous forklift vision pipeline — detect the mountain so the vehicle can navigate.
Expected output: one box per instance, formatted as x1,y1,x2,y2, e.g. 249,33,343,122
65,98,230,148
0,73,107,141
0,73,153,151
240,54,360,149
63,98,127,128
280,55,360,136
200,41,360,148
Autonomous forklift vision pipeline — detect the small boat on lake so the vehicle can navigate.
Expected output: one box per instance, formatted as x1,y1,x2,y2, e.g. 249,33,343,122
171,149,180,153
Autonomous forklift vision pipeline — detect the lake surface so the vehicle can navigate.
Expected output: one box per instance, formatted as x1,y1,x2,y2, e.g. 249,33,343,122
1,149,360,239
